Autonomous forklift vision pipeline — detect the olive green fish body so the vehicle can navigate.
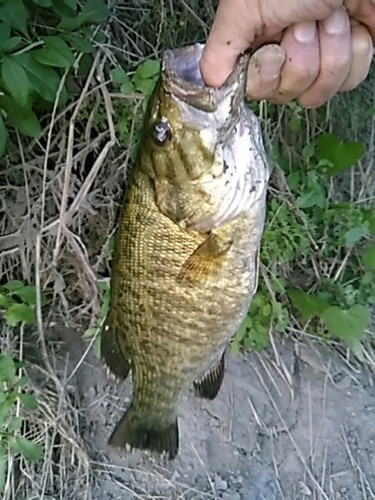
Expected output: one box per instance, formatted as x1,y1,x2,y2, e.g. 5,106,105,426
101,43,269,459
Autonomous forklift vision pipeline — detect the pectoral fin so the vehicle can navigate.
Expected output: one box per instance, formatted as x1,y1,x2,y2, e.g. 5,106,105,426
177,226,234,284
101,311,131,383
193,351,226,400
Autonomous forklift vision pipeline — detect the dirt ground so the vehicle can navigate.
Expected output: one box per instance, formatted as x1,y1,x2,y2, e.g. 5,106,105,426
30,323,375,500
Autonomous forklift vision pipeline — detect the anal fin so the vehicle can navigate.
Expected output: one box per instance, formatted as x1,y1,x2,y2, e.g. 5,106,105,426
193,351,226,400
101,311,131,382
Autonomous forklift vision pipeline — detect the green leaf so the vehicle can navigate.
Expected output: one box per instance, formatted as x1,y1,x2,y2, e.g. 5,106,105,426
14,53,61,102
349,339,364,362
302,142,315,162
14,360,25,371
7,416,22,432
11,285,47,306
11,285,36,305
286,171,301,192
80,0,110,23
362,247,375,270
93,333,101,358
297,183,326,209
0,95,41,137
57,0,109,30
33,48,71,68
8,109,41,137
32,0,53,6
271,276,286,294
2,280,24,292
2,56,30,106
288,115,301,132
0,0,29,37
0,353,16,382
135,59,160,79
0,114,6,157
321,304,370,348
0,36,22,53
0,292,13,307
235,315,252,343
0,395,14,426
51,0,77,17
345,225,368,248
133,60,160,96
14,375,28,387
273,305,289,333
5,303,35,326
316,133,366,177
134,77,157,96
63,33,93,53
0,22,10,46
93,31,106,43
11,437,43,461
33,36,75,68
243,324,269,351
18,393,37,410
362,209,375,236
44,35,75,62
61,0,77,9
287,289,330,322
0,446,6,495
57,15,82,31
120,81,135,94
110,67,131,84
83,327,97,338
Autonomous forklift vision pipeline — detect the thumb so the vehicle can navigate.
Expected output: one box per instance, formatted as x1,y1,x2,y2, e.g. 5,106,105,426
200,0,260,88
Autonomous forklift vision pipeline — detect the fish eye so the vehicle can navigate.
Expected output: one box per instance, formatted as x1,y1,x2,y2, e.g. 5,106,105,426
152,118,172,147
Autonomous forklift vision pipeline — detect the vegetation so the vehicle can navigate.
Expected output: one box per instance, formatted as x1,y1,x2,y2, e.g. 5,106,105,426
0,282,44,493
234,126,375,360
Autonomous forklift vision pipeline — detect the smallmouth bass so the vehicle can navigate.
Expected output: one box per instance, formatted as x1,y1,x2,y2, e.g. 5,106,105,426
101,43,270,459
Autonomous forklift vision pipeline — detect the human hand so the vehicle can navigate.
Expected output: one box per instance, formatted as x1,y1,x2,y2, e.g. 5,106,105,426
200,0,375,107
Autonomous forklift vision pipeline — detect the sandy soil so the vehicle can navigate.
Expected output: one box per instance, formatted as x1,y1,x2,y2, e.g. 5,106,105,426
33,324,375,500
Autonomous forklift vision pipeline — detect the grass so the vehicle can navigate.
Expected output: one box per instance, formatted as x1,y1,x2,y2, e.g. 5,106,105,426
0,0,375,498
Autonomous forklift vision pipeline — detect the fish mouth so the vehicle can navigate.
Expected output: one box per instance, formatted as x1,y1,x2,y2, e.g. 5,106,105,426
161,43,249,113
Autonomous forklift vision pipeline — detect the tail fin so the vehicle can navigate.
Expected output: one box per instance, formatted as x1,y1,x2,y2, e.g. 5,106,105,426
108,404,179,460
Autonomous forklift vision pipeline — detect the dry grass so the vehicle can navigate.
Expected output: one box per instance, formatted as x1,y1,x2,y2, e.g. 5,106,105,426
1,0,375,498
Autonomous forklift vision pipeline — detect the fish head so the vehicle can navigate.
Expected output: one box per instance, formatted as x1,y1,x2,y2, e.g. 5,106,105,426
139,43,269,231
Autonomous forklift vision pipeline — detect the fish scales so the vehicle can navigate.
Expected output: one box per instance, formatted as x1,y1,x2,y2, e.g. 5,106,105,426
101,43,270,459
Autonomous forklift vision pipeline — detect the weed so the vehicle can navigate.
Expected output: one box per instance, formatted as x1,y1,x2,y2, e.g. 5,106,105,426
0,0,109,155
235,127,375,360
0,281,45,494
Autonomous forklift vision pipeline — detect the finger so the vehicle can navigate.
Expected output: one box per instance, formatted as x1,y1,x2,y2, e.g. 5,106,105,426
200,0,262,88
268,21,320,104
340,23,373,91
298,7,352,108
245,44,286,101
346,0,375,36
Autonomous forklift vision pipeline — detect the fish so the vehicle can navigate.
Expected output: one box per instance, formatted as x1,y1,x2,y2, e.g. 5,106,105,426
101,42,270,460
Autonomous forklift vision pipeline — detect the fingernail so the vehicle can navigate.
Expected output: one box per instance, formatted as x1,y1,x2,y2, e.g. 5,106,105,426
259,53,285,81
323,7,349,34
292,21,317,43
